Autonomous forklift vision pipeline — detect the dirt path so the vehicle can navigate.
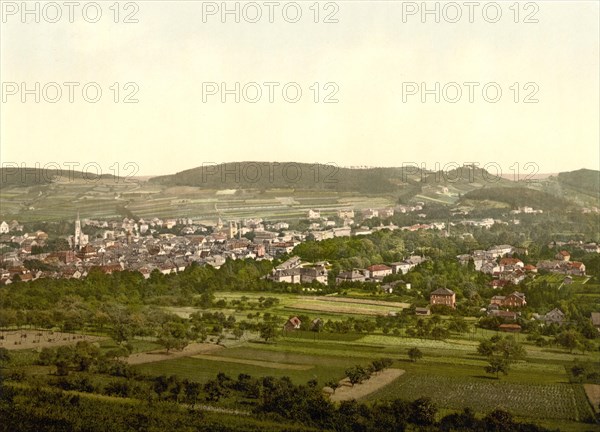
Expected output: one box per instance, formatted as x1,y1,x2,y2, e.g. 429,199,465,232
126,342,223,365
0,330,104,350
329,369,405,402
583,384,600,413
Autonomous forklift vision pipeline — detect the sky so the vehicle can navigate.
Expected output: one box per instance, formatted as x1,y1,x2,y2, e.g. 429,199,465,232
1,0,599,177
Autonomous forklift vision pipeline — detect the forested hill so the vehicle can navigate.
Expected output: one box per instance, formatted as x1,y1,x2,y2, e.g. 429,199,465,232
557,169,600,197
423,165,513,186
148,162,425,193
0,168,116,187
460,186,574,210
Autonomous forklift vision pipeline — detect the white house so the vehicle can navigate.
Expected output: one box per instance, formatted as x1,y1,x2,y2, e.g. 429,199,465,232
307,209,321,219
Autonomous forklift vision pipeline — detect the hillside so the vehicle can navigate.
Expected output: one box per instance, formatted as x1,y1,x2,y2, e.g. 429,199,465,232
460,186,574,210
1,165,596,222
0,168,116,187
148,162,424,194
557,169,600,195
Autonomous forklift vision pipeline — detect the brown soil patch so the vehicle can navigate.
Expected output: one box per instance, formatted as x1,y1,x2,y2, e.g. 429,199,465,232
287,302,395,316
126,342,223,365
0,330,104,350
318,297,410,308
191,355,314,370
329,369,405,402
583,384,600,413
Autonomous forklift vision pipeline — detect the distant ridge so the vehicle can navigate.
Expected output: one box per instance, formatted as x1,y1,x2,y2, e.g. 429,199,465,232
0,168,116,187
148,162,426,194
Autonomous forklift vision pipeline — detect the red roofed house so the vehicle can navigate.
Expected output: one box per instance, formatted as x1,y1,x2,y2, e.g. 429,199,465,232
499,257,523,270
367,264,393,278
430,288,456,309
490,280,509,289
555,250,570,261
568,262,586,276
284,316,302,331
491,291,527,308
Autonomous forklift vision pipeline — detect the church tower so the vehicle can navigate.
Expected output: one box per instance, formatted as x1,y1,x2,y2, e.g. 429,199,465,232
74,212,82,242
73,212,82,250
72,212,88,250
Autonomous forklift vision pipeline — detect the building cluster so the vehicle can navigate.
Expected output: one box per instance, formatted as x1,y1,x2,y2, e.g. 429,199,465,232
268,256,328,284
536,250,586,276
335,255,428,286
457,243,588,288
509,206,544,215
0,205,435,285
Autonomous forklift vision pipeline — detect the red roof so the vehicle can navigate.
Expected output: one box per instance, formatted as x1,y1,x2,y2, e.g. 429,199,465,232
287,316,301,325
367,264,392,271
500,258,522,265
499,324,521,331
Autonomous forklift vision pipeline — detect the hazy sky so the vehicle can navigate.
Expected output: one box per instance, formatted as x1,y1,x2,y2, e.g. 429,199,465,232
1,1,599,176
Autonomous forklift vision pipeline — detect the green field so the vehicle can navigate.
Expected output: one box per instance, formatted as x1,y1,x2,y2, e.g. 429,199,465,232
131,330,598,430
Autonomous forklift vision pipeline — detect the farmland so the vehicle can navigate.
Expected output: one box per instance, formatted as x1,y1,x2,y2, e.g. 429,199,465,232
0,177,399,223
128,325,598,430
147,290,598,431
285,298,404,316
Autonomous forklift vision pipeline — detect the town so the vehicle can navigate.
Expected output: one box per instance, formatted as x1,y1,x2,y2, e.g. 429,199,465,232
1,176,599,432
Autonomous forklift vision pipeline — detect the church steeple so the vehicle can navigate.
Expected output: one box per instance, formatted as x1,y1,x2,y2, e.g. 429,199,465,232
73,212,87,250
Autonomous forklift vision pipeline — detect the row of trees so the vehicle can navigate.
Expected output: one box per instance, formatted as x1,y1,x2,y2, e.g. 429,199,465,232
340,358,395,388
0,371,557,432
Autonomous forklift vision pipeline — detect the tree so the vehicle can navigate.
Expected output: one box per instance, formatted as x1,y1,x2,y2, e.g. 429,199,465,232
407,347,423,363
485,357,510,379
0,348,10,365
478,336,526,363
483,409,515,431
579,338,595,354
325,379,341,394
184,380,202,407
204,379,228,402
232,328,244,340
72,341,100,371
157,322,190,353
555,330,580,353
259,323,277,343
447,316,469,333
495,337,526,362
345,366,369,386
477,340,495,357
151,375,168,400
431,326,450,340
409,397,437,426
